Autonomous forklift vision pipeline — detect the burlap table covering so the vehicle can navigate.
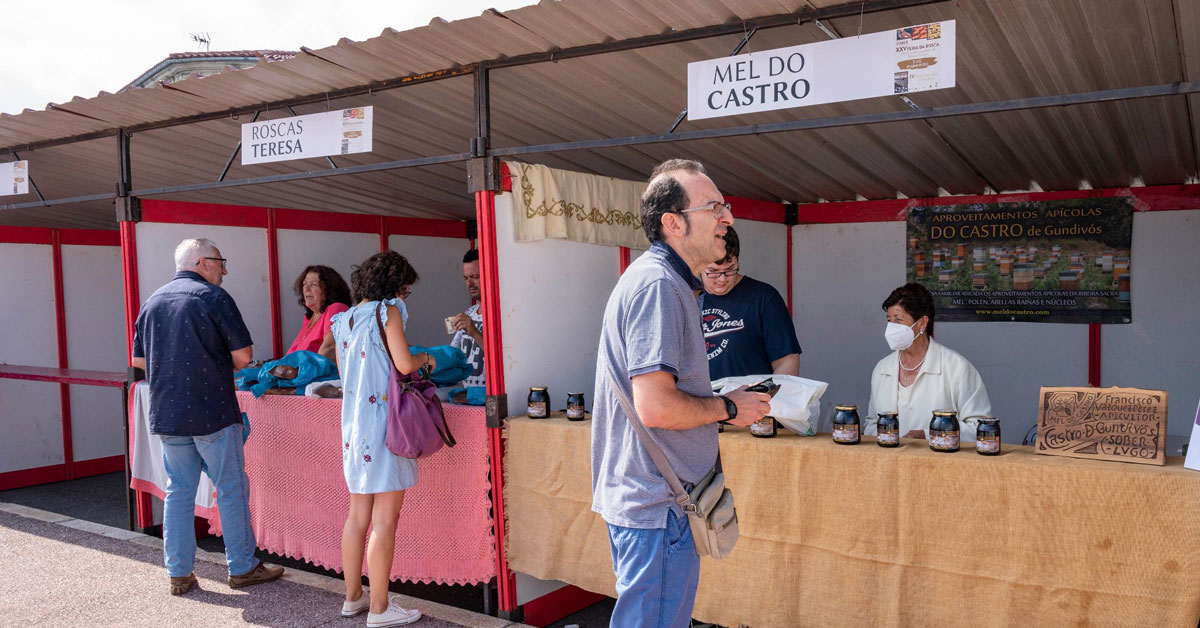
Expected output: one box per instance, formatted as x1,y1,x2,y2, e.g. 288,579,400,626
504,417,1200,627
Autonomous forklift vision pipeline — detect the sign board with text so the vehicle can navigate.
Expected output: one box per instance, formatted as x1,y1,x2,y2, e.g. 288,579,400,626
1035,386,1167,466
687,21,955,120
1,160,29,196
241,106,372,165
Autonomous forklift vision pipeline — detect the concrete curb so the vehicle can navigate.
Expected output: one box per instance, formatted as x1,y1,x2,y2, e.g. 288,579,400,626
0,501,530,628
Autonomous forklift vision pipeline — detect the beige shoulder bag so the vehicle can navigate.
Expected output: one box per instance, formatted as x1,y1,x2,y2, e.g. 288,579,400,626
607,370,739,559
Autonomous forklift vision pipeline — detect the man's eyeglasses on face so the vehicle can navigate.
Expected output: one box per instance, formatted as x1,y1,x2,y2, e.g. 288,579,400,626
203,257,227,269
681,201,732,220
704,268,739,279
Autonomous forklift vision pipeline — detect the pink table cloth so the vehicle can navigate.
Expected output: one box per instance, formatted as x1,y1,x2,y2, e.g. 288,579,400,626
133,389,495,585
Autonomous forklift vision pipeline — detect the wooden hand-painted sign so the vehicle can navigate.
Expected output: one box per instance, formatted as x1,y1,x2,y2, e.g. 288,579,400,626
1035,386,1167,466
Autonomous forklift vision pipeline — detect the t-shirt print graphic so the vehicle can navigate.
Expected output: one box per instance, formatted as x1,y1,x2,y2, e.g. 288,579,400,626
702,307,746,360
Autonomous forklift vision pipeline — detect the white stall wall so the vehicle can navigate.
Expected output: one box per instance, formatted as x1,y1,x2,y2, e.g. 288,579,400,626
1104,210,1200,439
62,244,126,462
136,223,271,360
791,221,1092,442
276,229,376,355
730,219,788,300
496,191,619,418
0,243,63,473
388,234,473,349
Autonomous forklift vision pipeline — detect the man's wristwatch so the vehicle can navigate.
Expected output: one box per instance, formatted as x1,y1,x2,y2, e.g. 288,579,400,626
720,395,737,422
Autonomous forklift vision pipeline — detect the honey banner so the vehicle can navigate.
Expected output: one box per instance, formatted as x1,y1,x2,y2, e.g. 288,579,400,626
906,197,1134,323
506,161,651,250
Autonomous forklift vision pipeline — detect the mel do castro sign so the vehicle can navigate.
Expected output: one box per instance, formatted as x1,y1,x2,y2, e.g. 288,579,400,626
241,106,373,166
687,21,955,121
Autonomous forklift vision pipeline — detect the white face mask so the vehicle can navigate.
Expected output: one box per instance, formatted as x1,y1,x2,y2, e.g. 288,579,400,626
884,319,923,351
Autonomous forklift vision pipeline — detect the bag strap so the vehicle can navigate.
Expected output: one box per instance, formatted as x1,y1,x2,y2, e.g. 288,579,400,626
374,302,394,362
605,366,704,514
377,302,456,449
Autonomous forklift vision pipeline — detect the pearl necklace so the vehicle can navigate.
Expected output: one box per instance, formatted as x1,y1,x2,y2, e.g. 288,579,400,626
899,351,925,372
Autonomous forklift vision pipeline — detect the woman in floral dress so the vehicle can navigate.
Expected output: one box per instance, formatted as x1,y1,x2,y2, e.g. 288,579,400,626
331,251,434,627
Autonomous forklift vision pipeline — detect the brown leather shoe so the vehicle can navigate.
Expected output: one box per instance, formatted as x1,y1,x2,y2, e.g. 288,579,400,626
169,573,197,595
227,563,284,589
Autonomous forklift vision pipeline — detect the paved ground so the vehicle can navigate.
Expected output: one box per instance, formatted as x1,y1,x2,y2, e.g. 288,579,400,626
0,503,526,628
0,472,627,627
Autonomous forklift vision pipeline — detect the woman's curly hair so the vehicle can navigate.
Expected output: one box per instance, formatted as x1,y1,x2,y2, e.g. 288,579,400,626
292,265,352,319
350,251,420,303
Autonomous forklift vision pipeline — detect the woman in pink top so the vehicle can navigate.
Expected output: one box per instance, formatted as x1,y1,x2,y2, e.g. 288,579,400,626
286,265,351,358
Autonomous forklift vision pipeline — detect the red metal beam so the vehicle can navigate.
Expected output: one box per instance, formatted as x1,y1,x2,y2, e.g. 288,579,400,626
383,215,469,239
0,226,53,244
728,195,786,223
0,463,68,491
50,230,75,480
141,199,269,227
379,216,388,252
1088,324,1102,387
267,208,283,360
0,365,128,387
475,189,516,612
619,247,631,273
119,219,153,528
58,229,120,246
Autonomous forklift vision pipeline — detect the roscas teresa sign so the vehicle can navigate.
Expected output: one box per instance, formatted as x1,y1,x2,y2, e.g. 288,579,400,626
687,21,955,120
241,106,373,165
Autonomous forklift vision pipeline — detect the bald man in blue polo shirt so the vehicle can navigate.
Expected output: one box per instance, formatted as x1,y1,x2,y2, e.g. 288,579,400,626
133,238,283,595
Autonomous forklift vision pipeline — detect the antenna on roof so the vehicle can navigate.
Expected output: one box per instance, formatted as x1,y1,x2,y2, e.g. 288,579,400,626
189,32,211,51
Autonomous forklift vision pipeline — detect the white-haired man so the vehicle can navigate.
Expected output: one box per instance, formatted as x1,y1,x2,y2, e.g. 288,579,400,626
132,238,283,595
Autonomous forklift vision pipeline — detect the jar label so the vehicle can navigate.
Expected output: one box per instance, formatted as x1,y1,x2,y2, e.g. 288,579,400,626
833,424,859,442
528,401,548,418
929,430,960,450
976,435,1000,453
878,428,899,445
567,405,585,419
750,417,775,436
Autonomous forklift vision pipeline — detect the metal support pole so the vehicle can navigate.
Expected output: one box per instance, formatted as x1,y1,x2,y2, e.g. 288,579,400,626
217,110,259,182
10,151,45,202
665,27,758,134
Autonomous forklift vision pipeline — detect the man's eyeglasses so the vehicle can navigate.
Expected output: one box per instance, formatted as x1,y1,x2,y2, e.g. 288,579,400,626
704,268,739,279
203,257,227,269
681,201,732,220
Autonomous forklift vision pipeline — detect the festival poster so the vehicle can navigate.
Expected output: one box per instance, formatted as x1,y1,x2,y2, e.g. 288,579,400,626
906,196,1134,323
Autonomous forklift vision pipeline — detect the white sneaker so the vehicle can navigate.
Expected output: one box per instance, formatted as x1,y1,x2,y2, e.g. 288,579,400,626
342,592,370,617
366,600,421,627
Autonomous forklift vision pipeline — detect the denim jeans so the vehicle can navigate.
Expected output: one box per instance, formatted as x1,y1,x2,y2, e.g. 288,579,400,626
606,509,701,628
160,422,257,578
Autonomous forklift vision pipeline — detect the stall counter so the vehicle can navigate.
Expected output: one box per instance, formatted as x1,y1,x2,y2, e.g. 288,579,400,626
504,416,1200,627
130,386,496,586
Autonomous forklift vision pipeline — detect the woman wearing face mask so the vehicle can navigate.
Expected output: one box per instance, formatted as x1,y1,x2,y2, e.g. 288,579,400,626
864,283,991,442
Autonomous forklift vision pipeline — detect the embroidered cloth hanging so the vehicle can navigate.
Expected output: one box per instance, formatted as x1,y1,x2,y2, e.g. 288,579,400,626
507,160,650,250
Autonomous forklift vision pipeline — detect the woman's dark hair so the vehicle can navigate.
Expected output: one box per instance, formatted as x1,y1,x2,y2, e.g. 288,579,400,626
350,251,420,303
292,265,352,319
882,283,936,338
640,159,706,242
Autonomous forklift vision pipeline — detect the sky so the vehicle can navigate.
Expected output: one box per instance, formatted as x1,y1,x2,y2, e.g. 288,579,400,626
0,0,536,115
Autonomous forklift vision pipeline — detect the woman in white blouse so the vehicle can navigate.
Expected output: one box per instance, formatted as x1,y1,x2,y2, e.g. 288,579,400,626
865,283,991,442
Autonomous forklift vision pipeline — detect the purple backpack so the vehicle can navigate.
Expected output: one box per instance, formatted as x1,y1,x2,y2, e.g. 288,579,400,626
372,303,455,459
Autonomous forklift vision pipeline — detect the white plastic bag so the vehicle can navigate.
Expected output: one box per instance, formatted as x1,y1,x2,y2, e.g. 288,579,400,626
711,374,829,436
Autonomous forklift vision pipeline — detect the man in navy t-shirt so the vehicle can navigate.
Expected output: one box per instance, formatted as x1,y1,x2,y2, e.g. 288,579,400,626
701,226,802,380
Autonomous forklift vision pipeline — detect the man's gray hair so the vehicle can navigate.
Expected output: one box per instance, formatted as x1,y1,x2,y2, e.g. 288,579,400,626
174,238,219,271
